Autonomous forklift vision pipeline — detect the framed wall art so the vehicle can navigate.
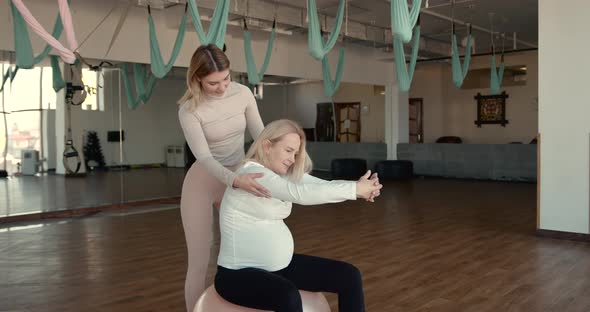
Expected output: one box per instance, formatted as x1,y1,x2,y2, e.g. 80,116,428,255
474,92,509,127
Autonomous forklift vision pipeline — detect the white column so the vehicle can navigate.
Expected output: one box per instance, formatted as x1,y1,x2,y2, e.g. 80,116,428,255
55,86,66,175
384,82,409,160
55,64,86,175
539,0,590,234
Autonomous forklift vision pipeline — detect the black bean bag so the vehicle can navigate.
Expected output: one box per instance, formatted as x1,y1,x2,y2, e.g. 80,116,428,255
435,136,462,143
331,158,367,179
374,160,413,180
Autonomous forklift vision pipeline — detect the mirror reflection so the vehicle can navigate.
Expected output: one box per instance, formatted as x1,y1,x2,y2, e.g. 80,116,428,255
0,53,385,218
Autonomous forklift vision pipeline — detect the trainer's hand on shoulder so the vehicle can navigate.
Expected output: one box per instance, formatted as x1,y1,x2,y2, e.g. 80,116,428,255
233,173,271,198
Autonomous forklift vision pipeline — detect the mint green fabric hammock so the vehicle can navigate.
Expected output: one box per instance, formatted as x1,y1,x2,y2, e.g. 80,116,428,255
8,0,67,93
0,66,19,93
322,47,345,97
50,55,66,92
451,25,473,88
187,0,229,48
10,0,65,69
393,25,420,92
243,21,276,85
490,52,505,95
121,63,157,110
0,57,65,93
390,0,421,43
148,5,188,79
307,0,345,60
1,57,65,93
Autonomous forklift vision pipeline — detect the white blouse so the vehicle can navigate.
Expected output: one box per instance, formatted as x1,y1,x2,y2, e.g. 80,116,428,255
217,161,357,271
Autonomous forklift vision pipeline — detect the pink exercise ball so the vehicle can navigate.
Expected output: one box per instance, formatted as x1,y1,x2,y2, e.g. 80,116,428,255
193,285,331,312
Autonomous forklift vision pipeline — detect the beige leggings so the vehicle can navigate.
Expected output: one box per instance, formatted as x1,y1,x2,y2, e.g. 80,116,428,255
181,162,232,312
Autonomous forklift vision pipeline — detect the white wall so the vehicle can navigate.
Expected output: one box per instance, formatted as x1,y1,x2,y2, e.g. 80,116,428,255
256,85,289,125
41,110,56,170
67,70,186,167
333,83,386,143
257,82,385,143
287,83,331,129
410,51,538,144
539,0,590,234
409,64,447,143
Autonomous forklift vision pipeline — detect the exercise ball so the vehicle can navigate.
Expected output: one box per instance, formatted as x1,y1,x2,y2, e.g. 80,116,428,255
193,285,331,312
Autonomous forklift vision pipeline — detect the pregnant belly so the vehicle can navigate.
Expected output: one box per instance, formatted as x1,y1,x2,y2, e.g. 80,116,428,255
234,222,294,271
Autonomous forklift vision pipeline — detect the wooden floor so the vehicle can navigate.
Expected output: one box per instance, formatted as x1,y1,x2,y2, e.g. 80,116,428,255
1,178,590,311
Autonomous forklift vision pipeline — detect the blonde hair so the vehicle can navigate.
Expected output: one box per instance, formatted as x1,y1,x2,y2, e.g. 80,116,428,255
244,119,313,181
178,44,230,110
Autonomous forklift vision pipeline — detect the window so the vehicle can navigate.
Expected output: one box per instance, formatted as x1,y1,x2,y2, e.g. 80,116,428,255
1,64,43,173
81,68,101,111
0,60,103,173
1,64,7,172
41,66,57,110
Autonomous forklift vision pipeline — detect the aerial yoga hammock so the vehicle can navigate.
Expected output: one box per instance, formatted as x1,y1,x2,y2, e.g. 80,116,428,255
121,63,157,110
11,0,86,173
187,0,230,48
390,0,422,43
489,13,505,95
451,23,473,88
148,4,188,79
450,0,473,88
10,0,78,64
3,0,67,91
243,18,276,85
307,0,346,97
393,17,421,92
321,45,345,98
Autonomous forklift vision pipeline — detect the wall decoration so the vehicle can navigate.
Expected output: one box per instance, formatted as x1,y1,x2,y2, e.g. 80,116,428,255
474,92,509,127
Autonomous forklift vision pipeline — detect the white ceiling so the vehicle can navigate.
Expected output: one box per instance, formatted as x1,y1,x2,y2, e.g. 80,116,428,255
274,0,538,53
138,0,537,58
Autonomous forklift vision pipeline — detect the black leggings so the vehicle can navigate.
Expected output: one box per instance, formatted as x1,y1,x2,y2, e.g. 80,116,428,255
214,254,365,312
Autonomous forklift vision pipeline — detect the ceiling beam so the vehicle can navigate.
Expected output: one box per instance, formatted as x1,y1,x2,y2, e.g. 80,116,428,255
138,0,453,57
382,0,537,48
